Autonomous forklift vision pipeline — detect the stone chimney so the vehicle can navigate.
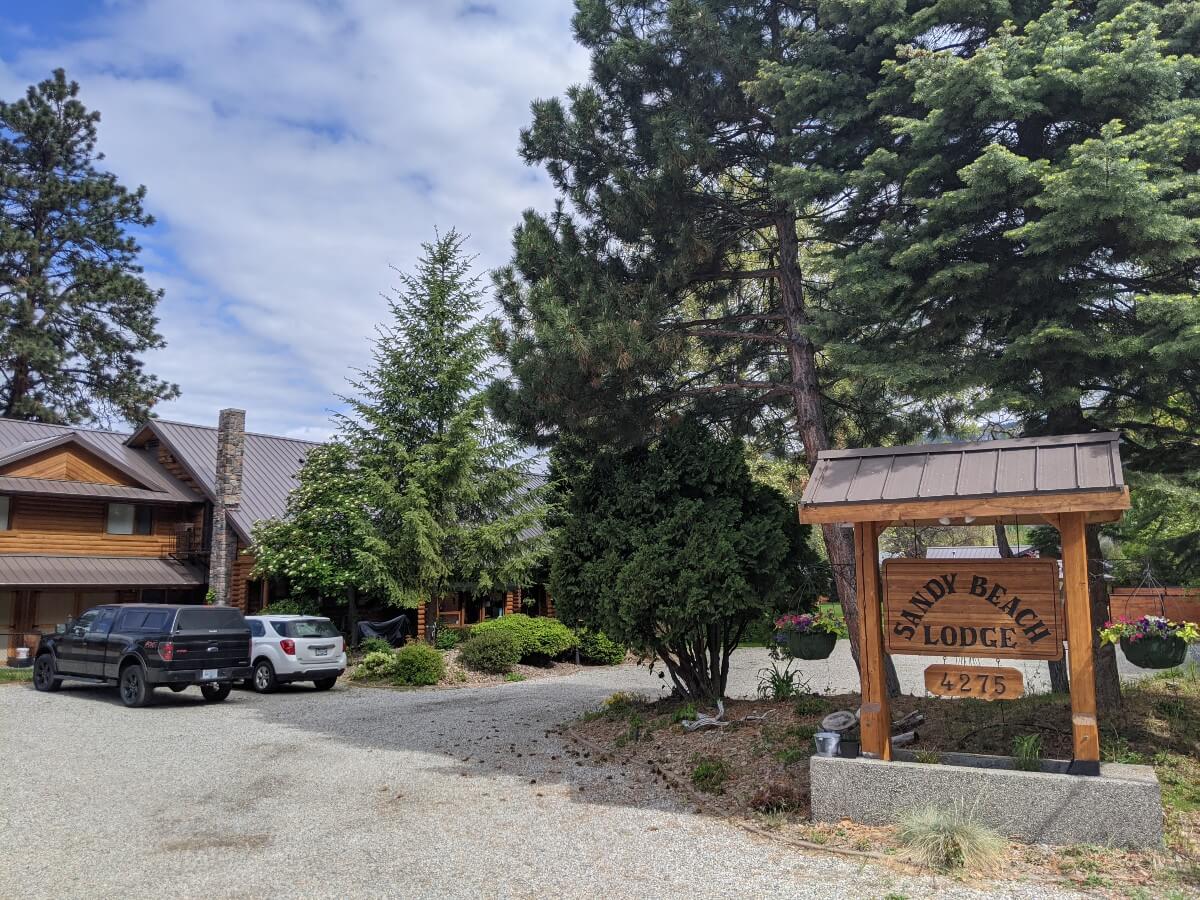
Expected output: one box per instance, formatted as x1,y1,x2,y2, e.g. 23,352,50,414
207,408,246,606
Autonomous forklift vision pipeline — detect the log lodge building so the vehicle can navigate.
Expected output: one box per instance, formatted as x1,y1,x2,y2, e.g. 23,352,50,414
1,410,548,661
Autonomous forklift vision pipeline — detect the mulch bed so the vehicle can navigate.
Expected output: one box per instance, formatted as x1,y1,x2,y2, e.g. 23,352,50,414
566,671,1200,897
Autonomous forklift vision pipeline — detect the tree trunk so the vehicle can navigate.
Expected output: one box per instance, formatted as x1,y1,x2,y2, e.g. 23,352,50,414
774,206,900,696
347,584,359,648
1086,523,1121,715
997,523,1069,692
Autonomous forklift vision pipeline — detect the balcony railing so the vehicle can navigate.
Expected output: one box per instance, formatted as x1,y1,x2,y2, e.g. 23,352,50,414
168,523,209,564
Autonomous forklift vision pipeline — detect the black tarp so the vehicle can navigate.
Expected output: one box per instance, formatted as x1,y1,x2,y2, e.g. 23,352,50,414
356,612,410,647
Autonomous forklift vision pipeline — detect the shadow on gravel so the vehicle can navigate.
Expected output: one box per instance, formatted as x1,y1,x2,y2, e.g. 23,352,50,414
246,672,688,814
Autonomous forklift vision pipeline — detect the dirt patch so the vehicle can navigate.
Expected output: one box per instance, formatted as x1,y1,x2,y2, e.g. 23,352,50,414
566,670,1200,896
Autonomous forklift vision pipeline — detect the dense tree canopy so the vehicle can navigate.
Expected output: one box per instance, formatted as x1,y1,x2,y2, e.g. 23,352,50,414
0,69,177,424
551,419,816,699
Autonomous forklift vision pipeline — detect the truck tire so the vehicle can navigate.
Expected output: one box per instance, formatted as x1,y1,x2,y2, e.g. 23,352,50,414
119,664,152,708
200,682,232,702
252,659,278,693
33,654,62,692
313,677,337,691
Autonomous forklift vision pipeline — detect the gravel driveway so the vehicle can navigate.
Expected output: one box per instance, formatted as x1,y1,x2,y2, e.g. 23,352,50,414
1,667,1081,900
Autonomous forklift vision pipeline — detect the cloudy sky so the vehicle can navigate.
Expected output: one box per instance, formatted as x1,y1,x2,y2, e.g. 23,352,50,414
0,1,588,440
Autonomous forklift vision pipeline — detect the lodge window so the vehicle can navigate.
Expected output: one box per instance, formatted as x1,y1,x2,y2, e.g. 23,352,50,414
106,502,153,535
0,495,9,530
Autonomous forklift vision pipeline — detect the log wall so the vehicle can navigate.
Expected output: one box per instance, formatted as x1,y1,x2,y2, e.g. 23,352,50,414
0,496,196,557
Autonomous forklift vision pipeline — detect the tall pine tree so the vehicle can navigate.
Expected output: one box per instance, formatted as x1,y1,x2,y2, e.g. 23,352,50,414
0,70,177,423
341,230,547,612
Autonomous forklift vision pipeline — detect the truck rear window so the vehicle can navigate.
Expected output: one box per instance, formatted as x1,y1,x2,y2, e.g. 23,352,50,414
175,608,247,631
116,609,173,633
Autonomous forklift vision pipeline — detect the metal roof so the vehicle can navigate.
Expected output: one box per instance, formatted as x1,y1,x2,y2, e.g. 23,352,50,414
0,475,195,503
801,432,1125,509
132,419,319,540
0,554,206,587
0,420,197,502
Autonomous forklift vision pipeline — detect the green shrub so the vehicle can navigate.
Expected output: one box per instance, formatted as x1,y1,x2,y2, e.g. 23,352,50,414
459,631,522,674
434,627,469,651
472,614,578,661
504,672,526,682
690,755,732,793
353,650,400,680
359,636,394,656
896,803,1005,872
391,643,445,686
577,629,626,665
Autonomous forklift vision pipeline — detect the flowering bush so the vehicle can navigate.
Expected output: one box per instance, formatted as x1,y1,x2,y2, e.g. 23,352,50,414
773,610,845,640
1098,615,1200,645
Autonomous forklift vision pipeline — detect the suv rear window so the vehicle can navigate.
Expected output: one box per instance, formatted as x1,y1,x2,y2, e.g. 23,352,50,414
273,619,340,639
175,607,247,631
116,609,173,633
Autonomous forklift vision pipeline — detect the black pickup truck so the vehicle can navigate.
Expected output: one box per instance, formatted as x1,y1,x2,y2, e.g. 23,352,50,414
33,604,253,707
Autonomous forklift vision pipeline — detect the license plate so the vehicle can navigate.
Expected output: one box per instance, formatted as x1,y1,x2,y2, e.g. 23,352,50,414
313,648,328,656
201,668,219,681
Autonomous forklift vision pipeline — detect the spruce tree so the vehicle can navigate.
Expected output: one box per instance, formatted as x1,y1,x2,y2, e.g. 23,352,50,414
760,1,1200,710
0,70,178,423
342,230,546,612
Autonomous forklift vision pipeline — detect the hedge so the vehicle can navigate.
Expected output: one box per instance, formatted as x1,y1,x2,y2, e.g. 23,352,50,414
459,630,522,674
471,614,577,661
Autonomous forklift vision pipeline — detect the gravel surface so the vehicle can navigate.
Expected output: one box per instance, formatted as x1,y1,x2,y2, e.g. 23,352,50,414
1,667,1084,900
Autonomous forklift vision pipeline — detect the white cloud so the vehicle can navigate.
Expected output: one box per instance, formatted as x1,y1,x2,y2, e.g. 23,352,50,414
0,0,588,438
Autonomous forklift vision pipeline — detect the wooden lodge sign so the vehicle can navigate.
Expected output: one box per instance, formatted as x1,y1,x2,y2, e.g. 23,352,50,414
883,558,1063,661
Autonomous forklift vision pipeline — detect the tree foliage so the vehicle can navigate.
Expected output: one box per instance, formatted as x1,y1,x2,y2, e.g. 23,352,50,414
0,69,177,423
551,420,816,699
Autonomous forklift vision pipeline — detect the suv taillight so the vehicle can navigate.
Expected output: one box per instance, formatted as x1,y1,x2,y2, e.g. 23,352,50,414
159,641,175,661
280,639,296,656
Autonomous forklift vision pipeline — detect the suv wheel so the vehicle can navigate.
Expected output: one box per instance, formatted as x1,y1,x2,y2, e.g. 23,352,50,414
313,677,337,691
252,659,278,693
200,682,232,702
33,654,62,692
119,664,152,708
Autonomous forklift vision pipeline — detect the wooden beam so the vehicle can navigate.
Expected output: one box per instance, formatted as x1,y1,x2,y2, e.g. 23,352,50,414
854,521,891,761
1059,511,1101,770
799,486,1130,526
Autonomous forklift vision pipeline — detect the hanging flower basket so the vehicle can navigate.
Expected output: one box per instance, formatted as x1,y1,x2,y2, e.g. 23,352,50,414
785,630,837,660
1099,616,1198,670
1120,635,1188,670
773,611,845,660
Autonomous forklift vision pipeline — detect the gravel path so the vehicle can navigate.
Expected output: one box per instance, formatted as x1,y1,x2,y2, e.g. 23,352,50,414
1,669,1085,900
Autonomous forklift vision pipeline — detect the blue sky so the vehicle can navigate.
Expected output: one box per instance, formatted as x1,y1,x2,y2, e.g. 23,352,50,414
0,1,588,440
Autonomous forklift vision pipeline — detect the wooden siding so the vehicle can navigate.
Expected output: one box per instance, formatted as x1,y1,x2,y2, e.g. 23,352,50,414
1,445,139,487
0,495,195,556
231,543,256,612
1110,587,1200,623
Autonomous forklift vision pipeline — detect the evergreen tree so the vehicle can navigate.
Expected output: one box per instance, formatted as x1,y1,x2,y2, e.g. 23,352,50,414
0,69,178,423
552,419,815,699
341,230,547,611
492,1,928,685
759,1,1200,711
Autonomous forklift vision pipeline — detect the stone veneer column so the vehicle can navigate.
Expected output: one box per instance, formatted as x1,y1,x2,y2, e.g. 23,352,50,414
207,408,246,606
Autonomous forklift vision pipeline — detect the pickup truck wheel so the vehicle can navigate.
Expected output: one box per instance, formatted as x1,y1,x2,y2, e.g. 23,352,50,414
119,665,152,708
33,654,62,692
200,682,232,702
252,660,278,693
313,677,337,691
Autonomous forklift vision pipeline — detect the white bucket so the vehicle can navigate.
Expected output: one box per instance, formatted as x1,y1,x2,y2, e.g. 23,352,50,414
15,647,29,660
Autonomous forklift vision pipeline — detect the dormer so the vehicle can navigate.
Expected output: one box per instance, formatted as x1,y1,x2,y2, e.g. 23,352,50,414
0,432,161,490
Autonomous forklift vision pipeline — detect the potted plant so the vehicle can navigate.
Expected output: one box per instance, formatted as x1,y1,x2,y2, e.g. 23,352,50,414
773,610,845,660
1098,615,1199,670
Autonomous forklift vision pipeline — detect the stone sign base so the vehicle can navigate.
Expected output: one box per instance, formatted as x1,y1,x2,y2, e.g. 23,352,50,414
809,751,1163,849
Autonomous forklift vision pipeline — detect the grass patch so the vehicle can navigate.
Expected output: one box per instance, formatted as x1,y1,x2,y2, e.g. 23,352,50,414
504,672,526,682
0,667,33,683
1011,733,1043,772
690,755,732,793
897,803,1006,872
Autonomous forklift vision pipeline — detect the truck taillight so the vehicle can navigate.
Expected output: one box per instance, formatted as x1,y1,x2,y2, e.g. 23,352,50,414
159,641,175,661
280,639,296,656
